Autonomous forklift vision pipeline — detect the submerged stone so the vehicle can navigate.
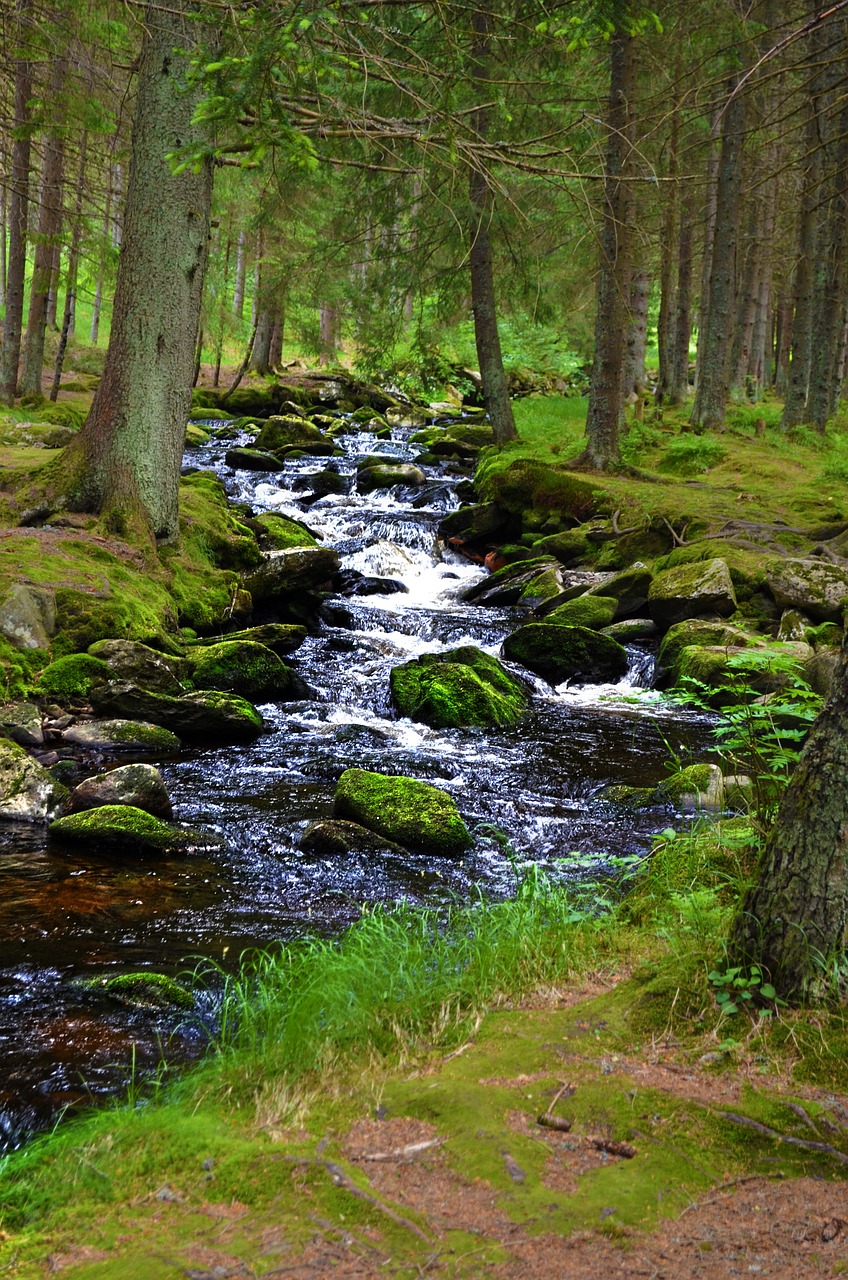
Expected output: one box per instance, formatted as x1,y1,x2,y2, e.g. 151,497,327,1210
300,819,407,856
334,768,472,857
86,971,195,1011
502,622,628,685
50,804,222,856
390,646,528,729
62,718,181,754
0,739,67,822
66,763,173,819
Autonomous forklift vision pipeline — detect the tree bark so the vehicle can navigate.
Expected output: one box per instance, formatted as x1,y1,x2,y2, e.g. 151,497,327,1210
60,1,213,542
20,58,67,399
774,287,792,393
0,29,32,404
50,131,88,400
624,268,649,400
467,3,516,446
318,304,337,366
656,103,679,404
268,307,284,369
580,12,635,469
693,103,720,394
89,165,113,345
668,186,695,405
253,306,274,374
0,131,7,309
232,228,246,317
690,75,745,431
730,641,848,1000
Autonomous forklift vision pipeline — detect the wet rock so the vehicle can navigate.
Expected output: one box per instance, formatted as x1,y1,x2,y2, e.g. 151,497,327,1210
87,640,187,694
586,565,653,618
658,763,725,813
390,646,528,729
255,415,333,455
544,595,618,631
648,558,737,627
304,468,350,499
0,701,43,747
464,556,561,606
0,583,56,650
242,547,340,602
334,768,472,857
187,623,307,657
776,608,813,643
438,502,511,544
254,511,318,550
336,570,409,597
224,447,285,472
62,718,181,753
656,619,754,681
66,763,173,819
89,683,264,744
502,622,629,685
185,640,294,700
765,557,848,621
602,619,658,642
0,739,67,821
86,971,195,1010
50,804,222,856
356,463,427,493
518,567,564,605
299,819,407,856
34,654,112,703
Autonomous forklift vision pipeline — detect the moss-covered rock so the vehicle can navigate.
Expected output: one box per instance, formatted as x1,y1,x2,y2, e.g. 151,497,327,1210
356,464,426,493
50,804,221,856
254,512,318,550
62,719,181,753
334,768,472,857
66,763,173,819
672,644,748,692
35,654,111,702
544,595,617,631
586,566,653,617
464,557,561,607
476,458,602,525
517,568,563,605
390,646,528,729
601,619,658,642
87,640,186,694
0,583,56,650
438,503,512,544
776,608,813,642
242,547,340,602
648,558,737,627
657,763,725,812
186,623,306,657
299,819,407,856
765,557,848,621
224,447,285,472
184,423,210,448
185,640,293,700
0,700,43,747
528,528,591,565
502,622,629,685
657,619,754,682
89,683,264,744
87,971,195,1010
256,415,332,455
0,738,67,821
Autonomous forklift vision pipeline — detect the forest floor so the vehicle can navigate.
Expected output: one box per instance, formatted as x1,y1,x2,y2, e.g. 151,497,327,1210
3,976,848,1280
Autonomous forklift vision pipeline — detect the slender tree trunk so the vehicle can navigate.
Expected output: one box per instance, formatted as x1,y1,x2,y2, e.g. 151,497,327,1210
656,103,679,403
693,103,720,394
89,167,112,345
774,287,792,393
58,1,213,542
730,641,848,1000
669,186,695,404
0,36,32,404
318,304,337,366
0,131,7,309
728,196,762,402
624,268,649,400
232,228,246,317
51,131,88,400
580,12,635,469
20,58,67,399
268,306,284,369
467,4,516,445
45,240,61,330
213,234,231,387
253,306,274,374
690,76,745,431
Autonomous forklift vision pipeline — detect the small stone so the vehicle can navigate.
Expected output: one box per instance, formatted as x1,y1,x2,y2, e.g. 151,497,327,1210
0,701,44,747
50,804,222,856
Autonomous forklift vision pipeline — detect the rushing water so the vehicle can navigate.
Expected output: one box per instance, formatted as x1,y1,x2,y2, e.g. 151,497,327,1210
0,417,710,1150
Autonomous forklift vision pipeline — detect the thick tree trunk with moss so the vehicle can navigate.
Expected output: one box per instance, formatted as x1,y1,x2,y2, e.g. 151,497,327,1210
0,40,32,404
690,76,745,430
468,4,516,446
60,2,213,541
580,18,635,469
730,644,848,999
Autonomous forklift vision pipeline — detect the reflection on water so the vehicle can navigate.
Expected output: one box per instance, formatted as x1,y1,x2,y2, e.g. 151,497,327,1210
0,417,710,1148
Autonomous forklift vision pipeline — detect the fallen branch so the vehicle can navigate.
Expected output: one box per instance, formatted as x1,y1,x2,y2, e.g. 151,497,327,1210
537,1114,572,1133
283,1156,434,1241
718,1112,848,1166
357,1138,443,1162
661,515,689,547
586,1136,637,1159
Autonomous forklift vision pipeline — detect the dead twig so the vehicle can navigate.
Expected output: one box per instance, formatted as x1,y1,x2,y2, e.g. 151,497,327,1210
661,515,689,547
718,1112,848,1166
356,1138,443,1162
537,1080,576,1131
282,1156,434,1241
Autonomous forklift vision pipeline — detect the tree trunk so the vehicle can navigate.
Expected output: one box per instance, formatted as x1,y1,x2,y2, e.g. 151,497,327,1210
20,58,67,399
50,131,88,400
580,12,635,469
89,167,112,345
60,1,213,542
318,304,337,366
690,76,745,431
268,307,284,369
232,229,246,317
467,4,516,446
253,306,274,374
624,268,649,400
728,194,762,402
0,38,32,404
656,104,679,404
668,186,695,405
0,132,7,309
730,641,848,1000
693,103,720,394
774,287,792,393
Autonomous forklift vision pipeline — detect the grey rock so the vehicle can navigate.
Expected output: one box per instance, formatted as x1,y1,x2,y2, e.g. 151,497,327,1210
66,763,173,819
63,718,182,753
648,558,737,627
299,819,407,856
766,558,848,622
87,640,187,694
242,547,340,602
0,739,67,821
89,683,264,744
0,701,44,747
777,608,813,642
0,584,56,650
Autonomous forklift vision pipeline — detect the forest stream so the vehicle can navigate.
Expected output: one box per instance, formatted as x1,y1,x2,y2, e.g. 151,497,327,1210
0,418,711,1152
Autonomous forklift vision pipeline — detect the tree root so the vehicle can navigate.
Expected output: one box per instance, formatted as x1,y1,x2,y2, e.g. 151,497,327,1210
718,1111,848,1166
282,1155,434,1241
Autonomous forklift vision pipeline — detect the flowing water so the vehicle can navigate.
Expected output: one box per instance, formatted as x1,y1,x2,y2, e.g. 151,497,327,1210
0,419,710,1150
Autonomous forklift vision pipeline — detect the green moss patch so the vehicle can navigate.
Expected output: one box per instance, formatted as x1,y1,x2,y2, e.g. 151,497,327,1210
545,594,617,630
254,511,318,549
390,645,528,729
186,640,293,699
49,804,221,856
34,654,111,701
334,767,472,856
86,971,195,1011
502,622,628,684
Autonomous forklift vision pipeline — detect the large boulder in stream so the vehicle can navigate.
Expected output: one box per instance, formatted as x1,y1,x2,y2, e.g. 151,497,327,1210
356,463,426,493
334,768,473,857
502,622,629,685
224,447,286,472
50,805,222,856
186,623,306,657
543,595,618,631
62,718,181,753
89,683,264,744
648,558,737,627
87,640,187,694
66,763,173,818
464,556,562,606
0,739,67,821
185,640,295,700
390,646,528,729
242,547,340,602
255,415,334,456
